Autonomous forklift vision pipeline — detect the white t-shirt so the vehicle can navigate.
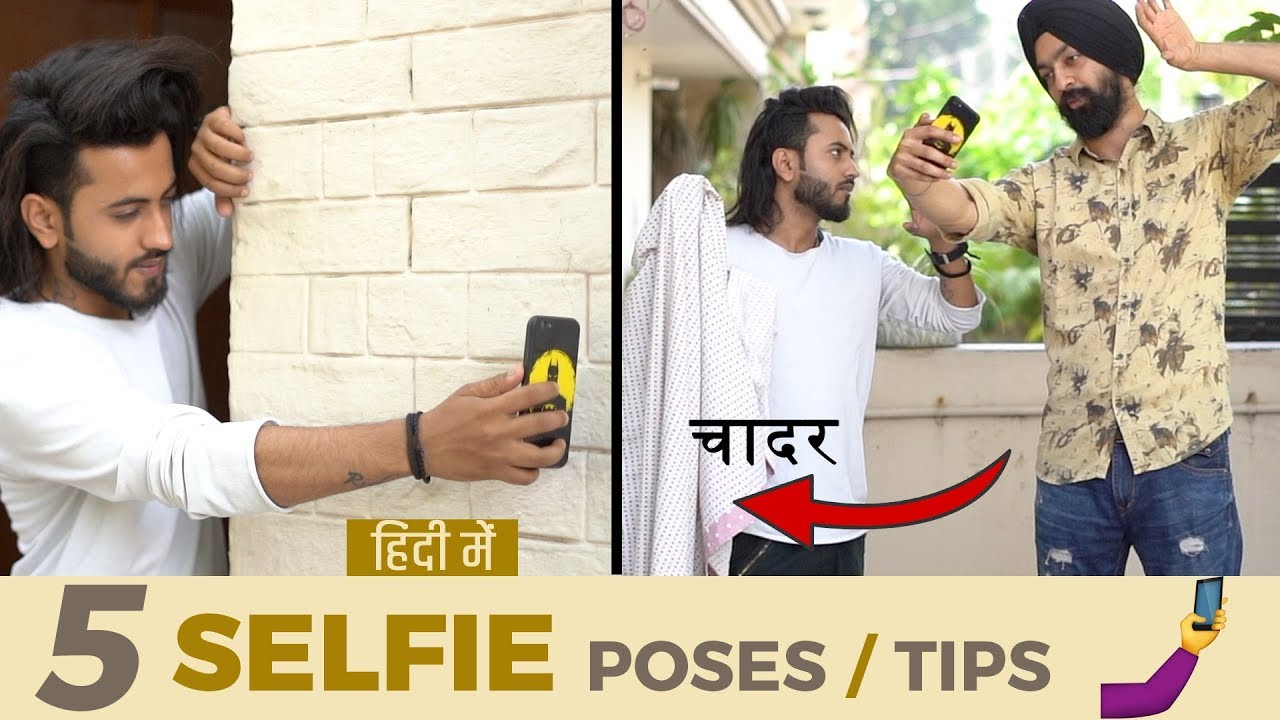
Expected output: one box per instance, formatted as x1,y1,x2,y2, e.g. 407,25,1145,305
0,190,284,576
725,225,984,545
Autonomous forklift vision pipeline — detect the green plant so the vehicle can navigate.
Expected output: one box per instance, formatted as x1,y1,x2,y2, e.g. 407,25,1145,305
651,89,698,193
697,80,750,212
763,43,818,96
1224,11,1280,41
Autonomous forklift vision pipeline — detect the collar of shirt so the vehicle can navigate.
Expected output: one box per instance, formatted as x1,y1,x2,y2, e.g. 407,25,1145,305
1067,110,1167,166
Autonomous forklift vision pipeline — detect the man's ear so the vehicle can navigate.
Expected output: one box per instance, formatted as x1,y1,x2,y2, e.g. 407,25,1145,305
771,147,800,183
21,194,64,250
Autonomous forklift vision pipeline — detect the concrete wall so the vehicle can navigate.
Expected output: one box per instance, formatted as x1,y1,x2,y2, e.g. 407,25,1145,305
225,0,611,575
863,344,1280,575
620,44,651,282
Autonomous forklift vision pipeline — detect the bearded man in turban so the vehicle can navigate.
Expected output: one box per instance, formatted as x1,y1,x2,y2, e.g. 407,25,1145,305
886,0,1280,576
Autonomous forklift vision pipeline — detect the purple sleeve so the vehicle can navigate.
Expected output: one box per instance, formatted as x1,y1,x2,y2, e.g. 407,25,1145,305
1100,648,1198,718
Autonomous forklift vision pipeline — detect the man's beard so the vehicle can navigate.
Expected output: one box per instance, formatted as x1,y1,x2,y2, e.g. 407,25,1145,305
64,226,168,315
1057,72,1125,139
795,171,852,223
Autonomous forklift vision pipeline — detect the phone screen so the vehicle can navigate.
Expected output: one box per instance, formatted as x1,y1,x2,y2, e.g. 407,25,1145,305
1193,576,1223,630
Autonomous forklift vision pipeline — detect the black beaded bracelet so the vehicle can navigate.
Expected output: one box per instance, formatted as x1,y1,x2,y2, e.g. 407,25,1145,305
405,411,431,483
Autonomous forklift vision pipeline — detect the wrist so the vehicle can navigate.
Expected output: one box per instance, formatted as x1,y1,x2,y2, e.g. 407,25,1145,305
927,240,969,266
1186,42,1208,72
902,181,935,199
928,232,965,250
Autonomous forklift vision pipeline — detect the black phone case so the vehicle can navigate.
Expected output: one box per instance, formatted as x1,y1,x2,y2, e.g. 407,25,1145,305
521,315,580,469
925,95,981,157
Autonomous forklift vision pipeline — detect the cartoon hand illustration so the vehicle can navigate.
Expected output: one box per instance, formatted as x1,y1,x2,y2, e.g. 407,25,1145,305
1180,596,1227,656
1100,593,1231,718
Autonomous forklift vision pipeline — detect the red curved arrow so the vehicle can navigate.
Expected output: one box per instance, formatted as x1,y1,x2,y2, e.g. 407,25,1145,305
733,450,1012,548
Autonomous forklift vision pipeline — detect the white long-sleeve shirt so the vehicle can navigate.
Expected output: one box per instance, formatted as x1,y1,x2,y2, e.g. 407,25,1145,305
0,190,285,576
726,224,985,545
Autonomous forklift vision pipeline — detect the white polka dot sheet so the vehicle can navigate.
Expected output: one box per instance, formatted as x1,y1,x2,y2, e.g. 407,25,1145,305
621,174,776,576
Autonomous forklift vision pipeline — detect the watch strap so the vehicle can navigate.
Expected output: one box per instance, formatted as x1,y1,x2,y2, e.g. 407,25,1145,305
927,241,969,267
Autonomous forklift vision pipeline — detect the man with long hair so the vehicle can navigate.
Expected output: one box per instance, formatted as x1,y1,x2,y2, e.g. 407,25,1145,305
721,86,986,575
888,0,1280,575
697,86,985,575
0,38,568,575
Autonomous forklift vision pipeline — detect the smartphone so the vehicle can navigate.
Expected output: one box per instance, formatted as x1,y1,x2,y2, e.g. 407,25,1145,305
923,95,981,158
1192,576,1223,631
521,315,580,468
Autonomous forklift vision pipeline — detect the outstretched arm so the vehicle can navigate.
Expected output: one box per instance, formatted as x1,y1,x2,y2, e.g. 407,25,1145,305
886,113,980,237
1137,0,1280,84
1100,648,1197,718
1100,601,1228,718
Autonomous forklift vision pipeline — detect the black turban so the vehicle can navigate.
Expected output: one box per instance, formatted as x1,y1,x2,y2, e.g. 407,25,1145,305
1017,0,1144,87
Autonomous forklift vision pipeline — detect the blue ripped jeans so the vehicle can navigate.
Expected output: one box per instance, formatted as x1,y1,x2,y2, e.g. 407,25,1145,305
1035,430,1243,576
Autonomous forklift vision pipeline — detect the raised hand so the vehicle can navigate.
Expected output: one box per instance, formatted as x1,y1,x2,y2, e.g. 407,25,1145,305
1136,0,1200,71
887,113,960,197
188,106,253,217
1179,596,1228,656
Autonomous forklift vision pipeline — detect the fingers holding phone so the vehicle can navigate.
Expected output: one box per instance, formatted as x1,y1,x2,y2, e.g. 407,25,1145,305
888,96,980,192
889,113,961,189
416,368,568,484
521,315,581,469
924,95,980,157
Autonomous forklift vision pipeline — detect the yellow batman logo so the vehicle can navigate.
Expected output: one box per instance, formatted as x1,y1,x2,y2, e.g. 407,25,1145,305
528,349,575,413
930,113,967,155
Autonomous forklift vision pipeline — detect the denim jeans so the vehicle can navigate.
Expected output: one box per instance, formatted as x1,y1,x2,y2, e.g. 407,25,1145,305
1035,429,1243,576
729,533,866,576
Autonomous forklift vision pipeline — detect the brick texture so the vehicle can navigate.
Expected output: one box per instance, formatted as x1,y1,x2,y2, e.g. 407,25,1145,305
227,0,610,576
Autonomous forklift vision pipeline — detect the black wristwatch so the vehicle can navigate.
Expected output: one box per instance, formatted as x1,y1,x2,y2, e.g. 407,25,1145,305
926,241,969,267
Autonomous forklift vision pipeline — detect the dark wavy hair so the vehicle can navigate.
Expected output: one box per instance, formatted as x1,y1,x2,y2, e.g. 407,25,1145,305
0,37,206,301
725,86,856,234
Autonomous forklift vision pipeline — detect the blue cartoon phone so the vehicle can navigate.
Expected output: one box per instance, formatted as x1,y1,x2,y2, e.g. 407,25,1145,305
1192,576,1223,631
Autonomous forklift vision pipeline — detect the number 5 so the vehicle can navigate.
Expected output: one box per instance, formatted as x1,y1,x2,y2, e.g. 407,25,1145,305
37,585,147,711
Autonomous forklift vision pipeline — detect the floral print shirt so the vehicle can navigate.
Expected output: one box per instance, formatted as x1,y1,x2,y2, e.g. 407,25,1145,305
959,82,1280,483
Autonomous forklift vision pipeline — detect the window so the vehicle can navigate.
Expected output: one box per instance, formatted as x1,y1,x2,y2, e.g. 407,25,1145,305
1226,162,1280,341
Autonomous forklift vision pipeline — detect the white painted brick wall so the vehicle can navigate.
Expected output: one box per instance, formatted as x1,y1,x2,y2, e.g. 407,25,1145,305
597,100,611,185
367,0,580,37
410,17,610,110
243,124,322,202
230,41,412,125
229,354,415,426
372,113,474,194
233,199,410,274
231,1,366,53
411,189,610,273
475,104,596,189
229,275,307,353
227,1,611,576
588,275,611,363
322,120,374,199
309,277,367,355
367,275,469,357
467,274,588,358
